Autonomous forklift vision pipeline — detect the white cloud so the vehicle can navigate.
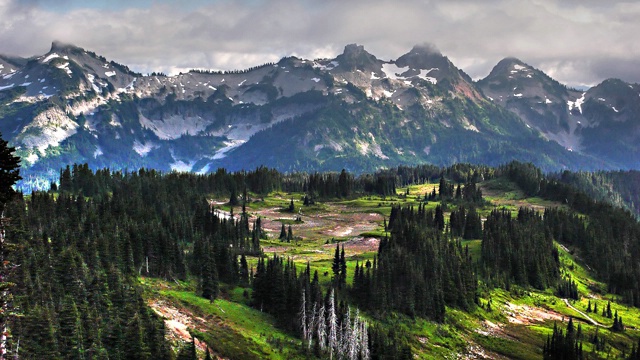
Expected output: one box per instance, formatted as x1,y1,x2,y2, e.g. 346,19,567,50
0,0,639,87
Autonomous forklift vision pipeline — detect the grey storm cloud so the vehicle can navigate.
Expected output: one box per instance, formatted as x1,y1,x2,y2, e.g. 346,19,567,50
1,0,640,87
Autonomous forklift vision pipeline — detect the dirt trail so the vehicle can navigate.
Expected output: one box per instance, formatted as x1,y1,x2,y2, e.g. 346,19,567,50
563,299,602,327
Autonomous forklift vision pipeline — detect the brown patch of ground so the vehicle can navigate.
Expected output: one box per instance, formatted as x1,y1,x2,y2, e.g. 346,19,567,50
323,237,380,254
475,319,514,340
148,300,213,354
464,340,512,360
505,302,563,325
251,204,383,241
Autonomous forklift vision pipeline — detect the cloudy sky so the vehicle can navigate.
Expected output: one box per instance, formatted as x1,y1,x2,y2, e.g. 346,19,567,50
1,0,639,88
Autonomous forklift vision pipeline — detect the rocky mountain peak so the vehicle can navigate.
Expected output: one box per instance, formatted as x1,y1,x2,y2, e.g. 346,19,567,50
334,43,380,71
395,44,448,69
482,57,535,82
49,40,84,54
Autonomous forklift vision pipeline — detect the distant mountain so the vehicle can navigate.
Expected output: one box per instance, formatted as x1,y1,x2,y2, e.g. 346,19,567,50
0,42,632,189
478,58,640,168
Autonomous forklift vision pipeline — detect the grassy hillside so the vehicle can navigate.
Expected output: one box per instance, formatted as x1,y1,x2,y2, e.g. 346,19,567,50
138,178,640,359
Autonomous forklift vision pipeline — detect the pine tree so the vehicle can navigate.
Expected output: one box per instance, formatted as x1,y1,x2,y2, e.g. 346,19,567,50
176,336,197,360
201,247,219,301
332,244,340,286
239,254,249,286
339,246,347,289
58,295,85,360
279,223,287,241
0,131,20,358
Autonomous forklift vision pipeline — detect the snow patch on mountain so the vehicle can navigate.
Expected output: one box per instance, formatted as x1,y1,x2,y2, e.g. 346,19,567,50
213,139,246,159
25,152,39,164
170,160,196,172
93,146,103,158
109,114,122,127
42,53,60,63
381,63,409,79
416,68,438,84
139,114,212,140
18,107,79,155
567,92,586,114
133,140,157,157
56,62,72,77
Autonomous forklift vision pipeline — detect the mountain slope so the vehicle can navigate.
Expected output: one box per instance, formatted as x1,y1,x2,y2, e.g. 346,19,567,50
0,42,631,189
478,58,640,168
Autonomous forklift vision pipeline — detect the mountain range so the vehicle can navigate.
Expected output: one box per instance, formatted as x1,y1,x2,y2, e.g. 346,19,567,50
1,41,638,188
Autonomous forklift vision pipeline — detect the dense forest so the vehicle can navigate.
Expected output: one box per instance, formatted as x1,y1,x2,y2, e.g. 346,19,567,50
0,153,405,358
4,125,640,358
502,161,640,306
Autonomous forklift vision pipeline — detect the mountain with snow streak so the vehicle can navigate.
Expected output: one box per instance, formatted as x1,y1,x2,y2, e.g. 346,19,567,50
478,58,640,167
0,42,636,189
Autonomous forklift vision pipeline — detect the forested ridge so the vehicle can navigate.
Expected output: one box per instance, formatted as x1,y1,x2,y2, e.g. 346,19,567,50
1,159,405,358
3,135,640,358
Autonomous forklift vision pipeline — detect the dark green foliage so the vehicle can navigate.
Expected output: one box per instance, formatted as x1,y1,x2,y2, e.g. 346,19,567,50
6,166,279,358
0,131,21,205
0,131,21,358
354,204,477,321
369,323,412,360
552,169,640,217
496,161,640,306
481,207,560,289
279,223,287,241
556,276,579,300
251,254,302,332
629,338,640,360
543,319,583,360
450,205,482,240
176,336,198,360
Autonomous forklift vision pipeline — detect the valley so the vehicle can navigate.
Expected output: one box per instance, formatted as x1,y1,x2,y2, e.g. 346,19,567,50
133,175,640,359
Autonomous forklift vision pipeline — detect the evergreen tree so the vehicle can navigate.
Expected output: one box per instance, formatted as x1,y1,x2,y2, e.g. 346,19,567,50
176,336,197,360
58,295,85,360
339,245,347,289
332,244,341,287
0,131,20,358
201,246,219,301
